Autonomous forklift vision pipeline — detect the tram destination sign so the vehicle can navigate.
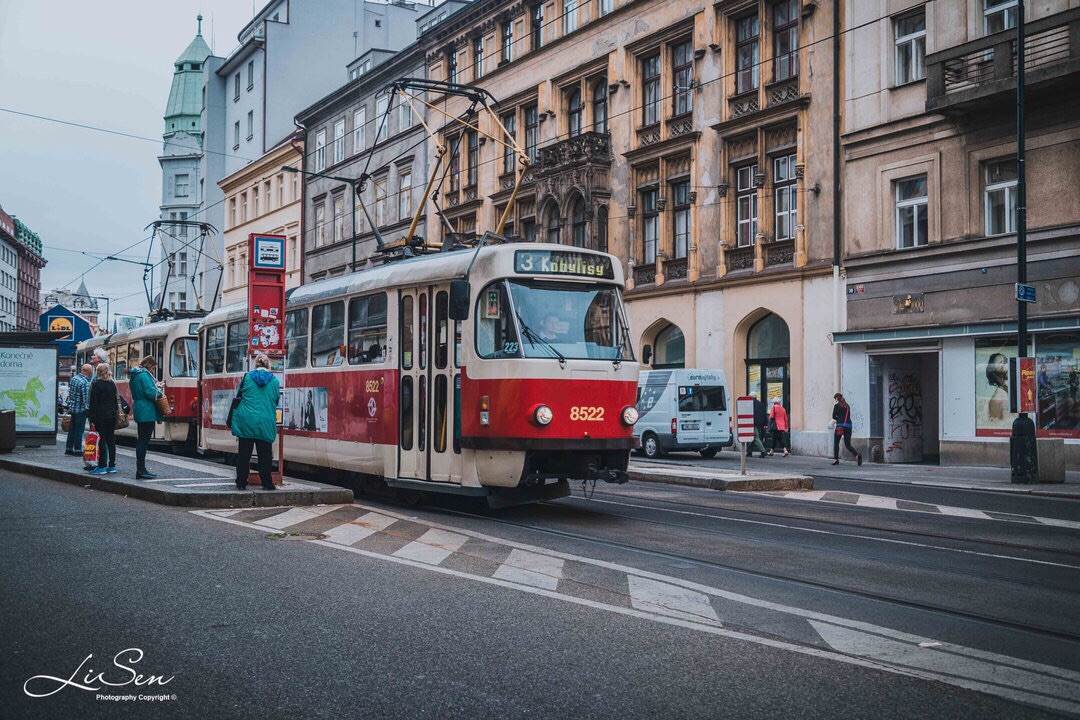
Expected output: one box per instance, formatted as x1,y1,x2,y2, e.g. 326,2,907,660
514,250,614,279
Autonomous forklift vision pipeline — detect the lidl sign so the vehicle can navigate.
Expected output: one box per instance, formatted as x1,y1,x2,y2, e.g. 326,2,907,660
48,316,74,334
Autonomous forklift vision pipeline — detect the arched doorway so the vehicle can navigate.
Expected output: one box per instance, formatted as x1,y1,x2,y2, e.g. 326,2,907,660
653,323,685,368
745,313,790,408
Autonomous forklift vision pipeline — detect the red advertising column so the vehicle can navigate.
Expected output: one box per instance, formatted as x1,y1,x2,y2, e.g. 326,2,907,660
248,234,287,485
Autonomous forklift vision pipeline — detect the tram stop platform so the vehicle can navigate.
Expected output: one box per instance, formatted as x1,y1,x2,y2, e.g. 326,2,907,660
0,443,353,509
628,457,814,491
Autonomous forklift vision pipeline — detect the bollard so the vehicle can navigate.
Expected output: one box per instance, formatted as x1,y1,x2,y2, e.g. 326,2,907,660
1010,414,1038,484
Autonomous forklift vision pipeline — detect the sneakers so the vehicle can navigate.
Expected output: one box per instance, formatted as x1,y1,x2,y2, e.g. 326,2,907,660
88,467,108,475
106,466,118,474
136,471,158,480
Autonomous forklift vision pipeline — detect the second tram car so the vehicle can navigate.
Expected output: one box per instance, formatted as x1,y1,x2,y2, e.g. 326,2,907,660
76,317,202,450
199,241,639,506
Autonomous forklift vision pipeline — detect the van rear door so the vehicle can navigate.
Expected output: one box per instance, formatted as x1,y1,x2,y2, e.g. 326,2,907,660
697,385,729,444
676,386,705,446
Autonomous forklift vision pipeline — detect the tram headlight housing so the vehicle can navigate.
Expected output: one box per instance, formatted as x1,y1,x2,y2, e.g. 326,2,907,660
621,406,639,426
533,404,553,426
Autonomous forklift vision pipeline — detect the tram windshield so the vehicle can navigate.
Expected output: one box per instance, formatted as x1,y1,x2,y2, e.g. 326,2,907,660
501,280,634,361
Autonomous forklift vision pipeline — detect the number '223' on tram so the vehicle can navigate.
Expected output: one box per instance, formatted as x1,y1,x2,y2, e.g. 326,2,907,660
198,242,640,507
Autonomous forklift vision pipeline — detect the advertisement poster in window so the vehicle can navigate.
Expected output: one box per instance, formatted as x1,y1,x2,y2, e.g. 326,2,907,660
281,387,328,432
1033,332,1080,438
974,338,1018,437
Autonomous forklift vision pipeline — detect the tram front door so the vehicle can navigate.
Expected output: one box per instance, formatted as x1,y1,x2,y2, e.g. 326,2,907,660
397,287,461,484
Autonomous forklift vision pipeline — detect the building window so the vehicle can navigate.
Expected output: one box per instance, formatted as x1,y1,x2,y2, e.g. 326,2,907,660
736,164,759,247
894,11,926,85
597,206,608,253
984,0,1017,34
564,0,578,35
473,36,484,79
599,0,613,16
178,211,188,238
175,174,190,197
466,130,478,187
449,137,461,192
399,95,412,131
641,187,658,264
333,194,345,243
672,180,690,258
447,49,458,84
567,89,582,138
895,175,928,248
179,251,188,275
502,112,517,174
774,154,797,240
315,202,326,247
334,119,345,164
229,198,237,227
241,193,248,223
773,0,798,81
502,20,514,63
985,159,1018,236
525,104,539,164
233,121,240,149
246,110,253,140
264,180,272,211
374,178,388,226
735,13,760,94
233,73,240,101
571,197,586,247
672,40,693,116
399,170,412,219
546,207,560,244
375,95,389,143
354,107,366,153
314,129,326,171
253,185,260,216
642,53,661,125
247,60,254,90
592,79,608,133
531,3,544,50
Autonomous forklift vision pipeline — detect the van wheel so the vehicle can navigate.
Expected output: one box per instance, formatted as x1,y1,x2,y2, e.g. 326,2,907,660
699,447,718,458
642,432,663,459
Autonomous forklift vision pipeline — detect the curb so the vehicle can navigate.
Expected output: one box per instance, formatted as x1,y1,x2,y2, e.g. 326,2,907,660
811,472,1079,499
0,456,355,509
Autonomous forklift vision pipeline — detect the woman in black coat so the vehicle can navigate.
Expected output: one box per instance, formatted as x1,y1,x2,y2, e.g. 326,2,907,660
831,392,861,466
87,363,119,474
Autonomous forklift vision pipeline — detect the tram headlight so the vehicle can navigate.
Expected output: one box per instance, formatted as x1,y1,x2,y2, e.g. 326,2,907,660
621,406,639,426
533,404,553,426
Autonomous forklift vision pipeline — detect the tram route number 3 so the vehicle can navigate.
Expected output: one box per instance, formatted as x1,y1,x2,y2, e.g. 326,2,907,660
570,406,605,421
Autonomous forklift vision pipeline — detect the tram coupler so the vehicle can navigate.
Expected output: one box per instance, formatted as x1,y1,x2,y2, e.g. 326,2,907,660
586,466,629,484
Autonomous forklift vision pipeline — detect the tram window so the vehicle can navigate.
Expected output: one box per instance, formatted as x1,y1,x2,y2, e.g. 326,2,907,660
475,282,520,359
453,374,461,454
434,375,448,453
348,293,387,365
311,301,345,367
418,376,427,451
400,296,414,370
435,291,448,370
170,338,199,378
128,342,141,372
114,345,127,380
400,376,413,451
285,309,309,369
419,293,428,370
226,321,249,373
143,341,152,360
156,341,164,381
454,321,462,367
205,325,225,375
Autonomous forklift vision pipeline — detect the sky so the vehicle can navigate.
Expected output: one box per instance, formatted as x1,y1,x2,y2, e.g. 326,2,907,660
0,0,258,325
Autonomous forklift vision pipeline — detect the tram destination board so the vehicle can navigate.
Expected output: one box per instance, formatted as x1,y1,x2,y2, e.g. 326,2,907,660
514,249,614,279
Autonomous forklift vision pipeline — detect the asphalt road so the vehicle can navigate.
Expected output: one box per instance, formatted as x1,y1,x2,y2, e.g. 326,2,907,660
2,470,1076,719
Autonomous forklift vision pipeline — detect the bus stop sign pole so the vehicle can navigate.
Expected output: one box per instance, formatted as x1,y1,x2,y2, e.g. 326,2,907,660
735,396,755,476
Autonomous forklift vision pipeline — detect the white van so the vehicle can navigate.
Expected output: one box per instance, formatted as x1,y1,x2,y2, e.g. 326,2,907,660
635,369,732,458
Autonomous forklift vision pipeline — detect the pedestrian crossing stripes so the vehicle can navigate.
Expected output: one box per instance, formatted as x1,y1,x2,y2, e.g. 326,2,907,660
756,490,1080,530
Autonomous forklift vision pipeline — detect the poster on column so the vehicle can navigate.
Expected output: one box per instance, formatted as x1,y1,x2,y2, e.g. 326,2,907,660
0,347,58,434
1033,332,1080,438
975,338,1019,437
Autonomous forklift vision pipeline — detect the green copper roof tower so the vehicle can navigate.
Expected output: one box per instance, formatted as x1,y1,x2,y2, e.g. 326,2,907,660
163,15,211,143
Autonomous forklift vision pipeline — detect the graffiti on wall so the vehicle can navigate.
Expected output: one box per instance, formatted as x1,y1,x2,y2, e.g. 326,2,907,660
886,371,923,462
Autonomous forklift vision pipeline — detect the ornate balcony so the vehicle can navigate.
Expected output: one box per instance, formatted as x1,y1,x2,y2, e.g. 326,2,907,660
633,263,656,286
532,131,613,174
764,238,795,267
926,8,1080,114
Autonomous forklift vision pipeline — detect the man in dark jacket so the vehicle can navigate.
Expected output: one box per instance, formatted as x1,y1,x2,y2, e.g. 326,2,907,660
747,392,768,459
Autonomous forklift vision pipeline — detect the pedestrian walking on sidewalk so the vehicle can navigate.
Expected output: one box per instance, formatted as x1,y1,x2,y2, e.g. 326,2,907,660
767,399,790,456
230,353,280,491
86,363,118,475
746,392,768,459
64,364,92,456
129,356,164,480
831,392,861,466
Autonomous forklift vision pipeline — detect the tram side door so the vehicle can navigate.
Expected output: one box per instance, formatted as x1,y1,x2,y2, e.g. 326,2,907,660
396,287,461,484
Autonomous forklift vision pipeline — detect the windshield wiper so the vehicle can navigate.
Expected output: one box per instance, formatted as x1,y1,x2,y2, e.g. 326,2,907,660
516,312,567,366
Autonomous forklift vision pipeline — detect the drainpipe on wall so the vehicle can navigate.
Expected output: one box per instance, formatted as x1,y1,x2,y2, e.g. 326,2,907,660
832,0,843,393
291,125,306,284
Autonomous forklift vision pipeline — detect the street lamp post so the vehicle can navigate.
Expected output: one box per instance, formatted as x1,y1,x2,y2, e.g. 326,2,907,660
282,165,361,273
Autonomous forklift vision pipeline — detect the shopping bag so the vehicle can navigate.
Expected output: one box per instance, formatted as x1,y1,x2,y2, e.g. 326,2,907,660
83,428,100,467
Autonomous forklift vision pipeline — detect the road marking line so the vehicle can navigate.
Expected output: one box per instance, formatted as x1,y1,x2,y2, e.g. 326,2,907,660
253,505,339,530
854,496,898,510
936,506,993,519
324,512,397,546
493,548,564,591
628,575,720,624
393,528,469,565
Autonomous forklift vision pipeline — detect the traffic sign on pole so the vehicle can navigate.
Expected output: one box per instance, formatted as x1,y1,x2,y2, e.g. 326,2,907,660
735,396,756,443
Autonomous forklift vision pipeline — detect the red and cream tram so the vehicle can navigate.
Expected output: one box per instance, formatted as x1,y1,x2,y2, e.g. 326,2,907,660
76,317,202,450
199,241,639,506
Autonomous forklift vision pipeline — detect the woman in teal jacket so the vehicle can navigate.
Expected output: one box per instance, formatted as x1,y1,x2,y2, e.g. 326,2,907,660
129,356,164,479
230,352,280,490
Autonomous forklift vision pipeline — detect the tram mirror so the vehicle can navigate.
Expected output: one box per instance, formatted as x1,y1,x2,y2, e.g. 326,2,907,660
449,280,470,321
642,345,652,366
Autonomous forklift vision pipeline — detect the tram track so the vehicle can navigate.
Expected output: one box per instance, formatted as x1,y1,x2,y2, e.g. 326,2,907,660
419,497,1080,645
